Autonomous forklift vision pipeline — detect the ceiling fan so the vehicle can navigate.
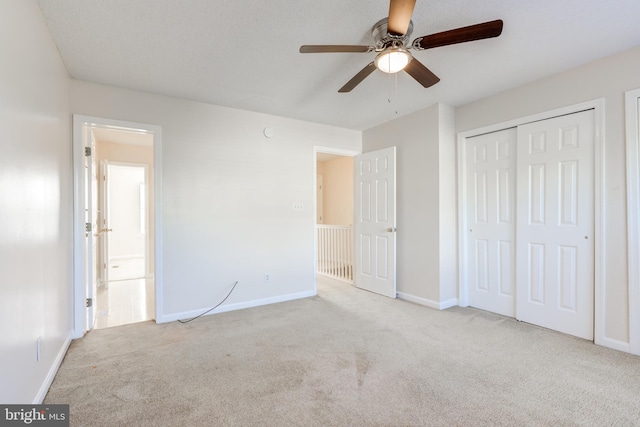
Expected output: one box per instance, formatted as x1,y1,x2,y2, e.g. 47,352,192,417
299,0,503,92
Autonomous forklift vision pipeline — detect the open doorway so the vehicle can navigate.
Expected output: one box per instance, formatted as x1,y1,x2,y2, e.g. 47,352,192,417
93,130,154,329
73,115,162,338
315,148,357,285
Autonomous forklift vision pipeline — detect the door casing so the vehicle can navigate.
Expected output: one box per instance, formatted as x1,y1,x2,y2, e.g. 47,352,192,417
72,115,163,338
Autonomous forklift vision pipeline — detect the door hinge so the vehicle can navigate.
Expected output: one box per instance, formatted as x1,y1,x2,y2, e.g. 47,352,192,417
85,223,92,232
85,146,92,156
86,298,93,308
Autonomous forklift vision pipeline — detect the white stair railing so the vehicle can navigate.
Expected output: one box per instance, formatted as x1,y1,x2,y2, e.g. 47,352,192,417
317,225,353,283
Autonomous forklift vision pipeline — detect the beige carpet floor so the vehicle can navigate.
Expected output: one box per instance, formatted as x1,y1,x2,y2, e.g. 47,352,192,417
45,277,640,426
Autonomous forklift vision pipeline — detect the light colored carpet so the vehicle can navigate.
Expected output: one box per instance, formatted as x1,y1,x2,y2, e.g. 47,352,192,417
45,277,640,426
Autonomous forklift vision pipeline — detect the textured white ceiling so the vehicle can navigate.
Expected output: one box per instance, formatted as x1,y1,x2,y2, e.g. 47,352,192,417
36,0,640,130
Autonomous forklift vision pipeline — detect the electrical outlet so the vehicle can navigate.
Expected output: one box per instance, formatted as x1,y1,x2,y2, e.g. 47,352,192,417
264,273,270,283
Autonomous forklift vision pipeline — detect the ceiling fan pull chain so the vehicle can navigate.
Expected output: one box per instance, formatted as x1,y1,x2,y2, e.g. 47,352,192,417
394,73,399,115
395,72,398,101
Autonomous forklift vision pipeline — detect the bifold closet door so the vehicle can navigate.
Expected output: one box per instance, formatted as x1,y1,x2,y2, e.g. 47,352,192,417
466,128,517,317
516,110,595,340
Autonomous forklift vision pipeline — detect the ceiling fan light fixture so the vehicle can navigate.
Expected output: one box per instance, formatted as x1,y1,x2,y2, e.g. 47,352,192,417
375,47,411,73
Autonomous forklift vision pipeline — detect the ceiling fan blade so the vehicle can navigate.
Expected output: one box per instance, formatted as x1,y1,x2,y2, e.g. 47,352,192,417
404,58,440,88
338,62,377,93
300,45,373,53
412,19,503,50
387,0,416,35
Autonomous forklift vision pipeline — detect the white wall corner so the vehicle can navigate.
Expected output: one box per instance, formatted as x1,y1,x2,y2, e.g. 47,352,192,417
437,103,458,302
397,292,458,310
456,132,469,307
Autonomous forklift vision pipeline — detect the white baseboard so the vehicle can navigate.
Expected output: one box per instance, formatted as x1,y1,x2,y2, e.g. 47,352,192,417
34,333,72,404
157,290,317,324
397,292,458,310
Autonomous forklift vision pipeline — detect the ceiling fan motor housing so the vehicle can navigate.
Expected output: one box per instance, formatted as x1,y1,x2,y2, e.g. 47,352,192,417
372,18,413,50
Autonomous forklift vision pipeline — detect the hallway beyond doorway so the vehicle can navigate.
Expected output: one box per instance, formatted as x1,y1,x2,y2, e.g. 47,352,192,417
95,278,154,329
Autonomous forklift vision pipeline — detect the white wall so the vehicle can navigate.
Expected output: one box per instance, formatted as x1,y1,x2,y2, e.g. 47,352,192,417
437,104,458,303
69,80,361,320
0,1,73,403
363,104,457,306
456,45,640,350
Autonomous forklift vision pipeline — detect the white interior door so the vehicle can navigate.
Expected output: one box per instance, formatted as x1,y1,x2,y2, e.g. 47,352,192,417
85,127,98,329
466,128,517,317
516,110,595,340
354,147,396,298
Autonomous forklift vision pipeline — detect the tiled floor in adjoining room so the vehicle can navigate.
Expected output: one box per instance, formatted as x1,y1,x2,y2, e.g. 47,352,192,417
95,278,155,329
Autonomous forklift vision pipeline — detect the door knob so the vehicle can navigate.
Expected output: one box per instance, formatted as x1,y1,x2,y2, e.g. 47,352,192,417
386,227,396,232
100,228,113,233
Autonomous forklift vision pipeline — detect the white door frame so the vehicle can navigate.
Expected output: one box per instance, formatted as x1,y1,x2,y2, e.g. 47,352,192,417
72,115,163,339
86,126,98,330
625,88,640,355
457,99,608,347
313,146,359,294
